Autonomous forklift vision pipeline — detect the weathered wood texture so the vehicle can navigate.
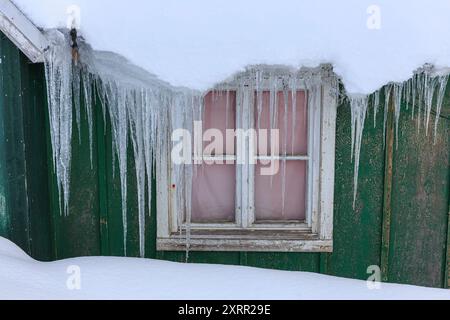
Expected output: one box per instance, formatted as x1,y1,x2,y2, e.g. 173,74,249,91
0,33,52,260
324,92,386,281
1,32,449,288
388,89,450,288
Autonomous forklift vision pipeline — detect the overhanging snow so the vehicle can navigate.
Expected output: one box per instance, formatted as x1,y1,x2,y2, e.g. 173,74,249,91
12,0,450,94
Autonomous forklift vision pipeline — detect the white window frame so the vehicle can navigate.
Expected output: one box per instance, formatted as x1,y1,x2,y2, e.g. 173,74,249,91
157,65,337,252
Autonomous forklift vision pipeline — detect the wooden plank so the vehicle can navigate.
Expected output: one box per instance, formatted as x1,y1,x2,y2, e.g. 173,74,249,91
319,82,338,240
381,90,395,282
387,86,449,288
20,57,53,261
95,91,110,256
103,107,125,256
319,253,328,274
239,252,248,265
124,135,142,257
157,238,332,252
145,174,158,258
47,77,101,259
446,201,450,288
246,252,320,273
103,106,142,257
0,33,30,252
325,90,385,280
0,33,9,238
43,55,60,260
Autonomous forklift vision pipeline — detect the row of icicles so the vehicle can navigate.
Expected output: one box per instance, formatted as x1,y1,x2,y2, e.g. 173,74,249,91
43,29,449,257
349,69,449,208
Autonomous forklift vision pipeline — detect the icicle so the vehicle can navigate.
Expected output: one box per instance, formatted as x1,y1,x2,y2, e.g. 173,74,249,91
405,78,411,111
417,73,424,133
44,30,75,216
424,73,436,135
128,89,146,257
81,71,94,167
256,69,263,130
383,85,392,148
143,89,155,220
434,75,449,142
393,83,403,149
225,89,230,131
303,80,308,144
281,87,289,216
72,65,82,142
411,74,416,120
373,90,380,128
290,76,297,155
116,86,129,255
349,95,369,208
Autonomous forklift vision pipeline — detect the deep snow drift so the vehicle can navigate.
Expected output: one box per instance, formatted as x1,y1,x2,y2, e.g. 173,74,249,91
13,0,450,94
0,237,449,300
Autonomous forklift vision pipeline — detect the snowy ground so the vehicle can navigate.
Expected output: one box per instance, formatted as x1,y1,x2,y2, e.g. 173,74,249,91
0,238,449,300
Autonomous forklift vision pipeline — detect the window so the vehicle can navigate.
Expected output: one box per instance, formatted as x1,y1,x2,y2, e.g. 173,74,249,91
157,66,337,252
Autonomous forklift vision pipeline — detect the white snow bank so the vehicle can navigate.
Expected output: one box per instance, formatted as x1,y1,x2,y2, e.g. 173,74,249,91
0,237,449,300
12,0,450,94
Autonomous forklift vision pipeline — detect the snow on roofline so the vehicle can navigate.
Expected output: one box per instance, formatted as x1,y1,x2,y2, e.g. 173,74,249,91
4,0,450,96
10,0,450,95
0,0,48,63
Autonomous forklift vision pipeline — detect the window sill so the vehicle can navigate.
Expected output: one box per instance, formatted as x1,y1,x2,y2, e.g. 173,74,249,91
157,235,333,252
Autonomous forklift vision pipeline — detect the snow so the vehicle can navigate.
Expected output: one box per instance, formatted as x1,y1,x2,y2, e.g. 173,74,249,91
12,0,450,95
0,237,449,300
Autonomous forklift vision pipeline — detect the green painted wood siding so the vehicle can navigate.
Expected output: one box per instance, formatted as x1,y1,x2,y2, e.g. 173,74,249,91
1,32,449,288
0,33,52,260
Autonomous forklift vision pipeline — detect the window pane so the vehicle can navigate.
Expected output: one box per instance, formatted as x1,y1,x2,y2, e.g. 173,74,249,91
255,161,306,221
255,91,307,155
203,91,236,155
191,164,236,223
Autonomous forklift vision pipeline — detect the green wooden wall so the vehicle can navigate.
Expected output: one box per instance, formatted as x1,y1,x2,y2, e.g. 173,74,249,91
0,33,53,261
1,33,449,288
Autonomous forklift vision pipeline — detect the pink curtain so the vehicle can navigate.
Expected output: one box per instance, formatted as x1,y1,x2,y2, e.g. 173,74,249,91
255,91,307,155
192,91,237,222
203,91,236,154
254,90,308,221
255,161,307,221
191,90,308,223
191,164,236,222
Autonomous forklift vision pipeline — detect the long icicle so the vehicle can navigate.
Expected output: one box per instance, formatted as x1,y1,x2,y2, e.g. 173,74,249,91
350,95,369,208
